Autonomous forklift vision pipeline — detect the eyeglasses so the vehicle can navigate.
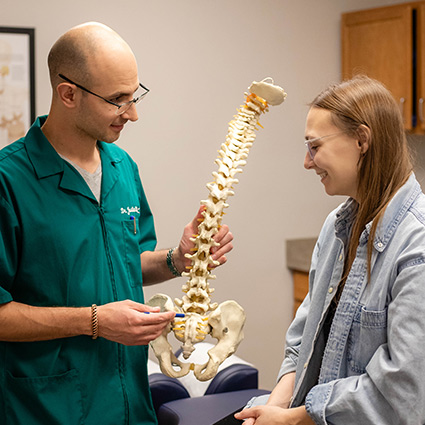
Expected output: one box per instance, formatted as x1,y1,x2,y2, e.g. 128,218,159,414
58,74,149,115
304,131,346,160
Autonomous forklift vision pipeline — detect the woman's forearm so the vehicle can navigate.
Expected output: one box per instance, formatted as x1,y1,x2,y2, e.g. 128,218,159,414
267,371,296,408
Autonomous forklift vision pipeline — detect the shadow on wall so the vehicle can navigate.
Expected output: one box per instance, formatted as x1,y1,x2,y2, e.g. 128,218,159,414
408,135,425,189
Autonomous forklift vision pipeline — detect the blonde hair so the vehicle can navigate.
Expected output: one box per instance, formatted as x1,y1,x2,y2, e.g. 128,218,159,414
310,76,413,280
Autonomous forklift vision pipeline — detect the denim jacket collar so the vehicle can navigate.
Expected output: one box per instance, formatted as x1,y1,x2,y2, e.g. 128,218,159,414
334,173,421,253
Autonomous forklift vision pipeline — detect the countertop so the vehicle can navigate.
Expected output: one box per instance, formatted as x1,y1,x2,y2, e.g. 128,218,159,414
286,238,317,273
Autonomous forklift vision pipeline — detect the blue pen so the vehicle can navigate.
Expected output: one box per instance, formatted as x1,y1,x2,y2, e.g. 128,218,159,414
144,312,185,318
130,216,137,234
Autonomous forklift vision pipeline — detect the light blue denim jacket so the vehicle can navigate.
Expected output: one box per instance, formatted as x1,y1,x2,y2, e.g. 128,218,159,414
278,173,425,424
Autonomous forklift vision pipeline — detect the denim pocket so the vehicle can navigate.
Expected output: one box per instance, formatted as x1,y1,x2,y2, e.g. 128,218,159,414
347,304,388,374
122,219,143,287
5,368,84,425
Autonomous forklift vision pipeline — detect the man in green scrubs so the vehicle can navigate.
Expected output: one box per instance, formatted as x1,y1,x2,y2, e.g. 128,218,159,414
0,22,233,424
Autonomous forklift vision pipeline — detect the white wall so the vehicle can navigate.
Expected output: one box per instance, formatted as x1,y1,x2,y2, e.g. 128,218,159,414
2,0,420,390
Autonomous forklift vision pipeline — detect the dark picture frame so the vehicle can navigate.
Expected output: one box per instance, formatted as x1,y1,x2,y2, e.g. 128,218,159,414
0,26,35,148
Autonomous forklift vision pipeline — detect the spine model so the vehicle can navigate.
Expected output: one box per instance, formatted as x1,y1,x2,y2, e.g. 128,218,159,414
148,78,286,381
176,89,272,315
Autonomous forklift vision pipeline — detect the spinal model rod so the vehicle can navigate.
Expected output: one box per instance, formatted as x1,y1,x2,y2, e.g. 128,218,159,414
148,78,287,381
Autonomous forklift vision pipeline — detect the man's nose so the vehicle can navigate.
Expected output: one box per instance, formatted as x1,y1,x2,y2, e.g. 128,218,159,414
122,103,138,122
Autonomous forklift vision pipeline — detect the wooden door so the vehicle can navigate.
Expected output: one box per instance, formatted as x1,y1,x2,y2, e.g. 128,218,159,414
342,4,414,130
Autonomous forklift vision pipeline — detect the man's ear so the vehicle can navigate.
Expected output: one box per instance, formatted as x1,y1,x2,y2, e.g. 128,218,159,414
357,124,370,155
56,83,78,109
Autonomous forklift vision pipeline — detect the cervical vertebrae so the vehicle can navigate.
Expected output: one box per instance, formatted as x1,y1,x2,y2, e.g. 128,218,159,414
148,78,286,381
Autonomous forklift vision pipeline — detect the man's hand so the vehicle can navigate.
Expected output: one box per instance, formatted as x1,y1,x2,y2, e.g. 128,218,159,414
97,300,175,345
0,300,175,345
174,206,234,272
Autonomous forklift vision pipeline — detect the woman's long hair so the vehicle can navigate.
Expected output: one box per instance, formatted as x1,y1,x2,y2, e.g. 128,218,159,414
310,75,413,280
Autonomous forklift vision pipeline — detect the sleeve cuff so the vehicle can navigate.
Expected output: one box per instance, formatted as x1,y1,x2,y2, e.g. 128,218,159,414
0,291,13,305
277,356,297,382
305,382,335,425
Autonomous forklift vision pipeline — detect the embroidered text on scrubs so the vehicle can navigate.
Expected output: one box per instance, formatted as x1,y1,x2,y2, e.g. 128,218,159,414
120,206,140,215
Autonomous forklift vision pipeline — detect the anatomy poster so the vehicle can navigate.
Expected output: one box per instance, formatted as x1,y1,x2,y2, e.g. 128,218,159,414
0,27,35,149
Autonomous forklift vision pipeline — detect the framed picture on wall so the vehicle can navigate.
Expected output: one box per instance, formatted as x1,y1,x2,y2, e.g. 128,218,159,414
0,26,35,149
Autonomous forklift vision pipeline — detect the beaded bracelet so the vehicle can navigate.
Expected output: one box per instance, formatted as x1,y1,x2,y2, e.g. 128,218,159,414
166,247,182,277
91,304,99,340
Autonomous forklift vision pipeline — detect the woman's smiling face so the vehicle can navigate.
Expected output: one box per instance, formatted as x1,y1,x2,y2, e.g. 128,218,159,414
304,107,364,201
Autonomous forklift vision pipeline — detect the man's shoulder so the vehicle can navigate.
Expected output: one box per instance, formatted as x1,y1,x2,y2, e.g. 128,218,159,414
0,139,26,167
0,115,47,169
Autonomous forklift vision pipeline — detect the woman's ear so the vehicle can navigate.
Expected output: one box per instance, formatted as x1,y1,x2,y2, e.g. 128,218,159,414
357,124,370,155
56,83,78,109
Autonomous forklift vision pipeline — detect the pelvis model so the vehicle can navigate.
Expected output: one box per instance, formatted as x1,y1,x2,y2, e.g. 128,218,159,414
148,78,286,381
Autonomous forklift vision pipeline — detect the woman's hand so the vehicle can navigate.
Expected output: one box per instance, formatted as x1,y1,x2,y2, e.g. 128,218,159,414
235,405,315,425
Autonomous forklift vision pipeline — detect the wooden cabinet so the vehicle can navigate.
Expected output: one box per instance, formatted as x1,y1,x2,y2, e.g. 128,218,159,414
293,271,309,317
342,2,425,133
286,238,315,317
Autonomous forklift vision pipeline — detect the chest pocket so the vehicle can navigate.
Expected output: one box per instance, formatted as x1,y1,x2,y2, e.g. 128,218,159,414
347,304,388,374
122,219,143,288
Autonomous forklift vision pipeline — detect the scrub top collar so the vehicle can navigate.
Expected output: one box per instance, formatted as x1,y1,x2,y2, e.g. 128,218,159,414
25,115,125,203
25,116,65,180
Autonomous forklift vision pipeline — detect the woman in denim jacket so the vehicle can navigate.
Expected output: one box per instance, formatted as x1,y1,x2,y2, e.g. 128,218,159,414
236,76,425,424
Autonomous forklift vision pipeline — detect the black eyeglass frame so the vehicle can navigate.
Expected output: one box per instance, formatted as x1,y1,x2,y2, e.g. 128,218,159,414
58,73,149,115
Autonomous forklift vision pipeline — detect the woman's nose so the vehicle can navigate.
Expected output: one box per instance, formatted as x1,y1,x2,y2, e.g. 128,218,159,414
304,151,314,169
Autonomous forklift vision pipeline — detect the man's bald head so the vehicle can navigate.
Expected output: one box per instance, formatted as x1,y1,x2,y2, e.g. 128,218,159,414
47,22,134,89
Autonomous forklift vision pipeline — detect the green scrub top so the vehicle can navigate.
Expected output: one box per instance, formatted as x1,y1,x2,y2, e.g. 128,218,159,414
0,116,158,424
